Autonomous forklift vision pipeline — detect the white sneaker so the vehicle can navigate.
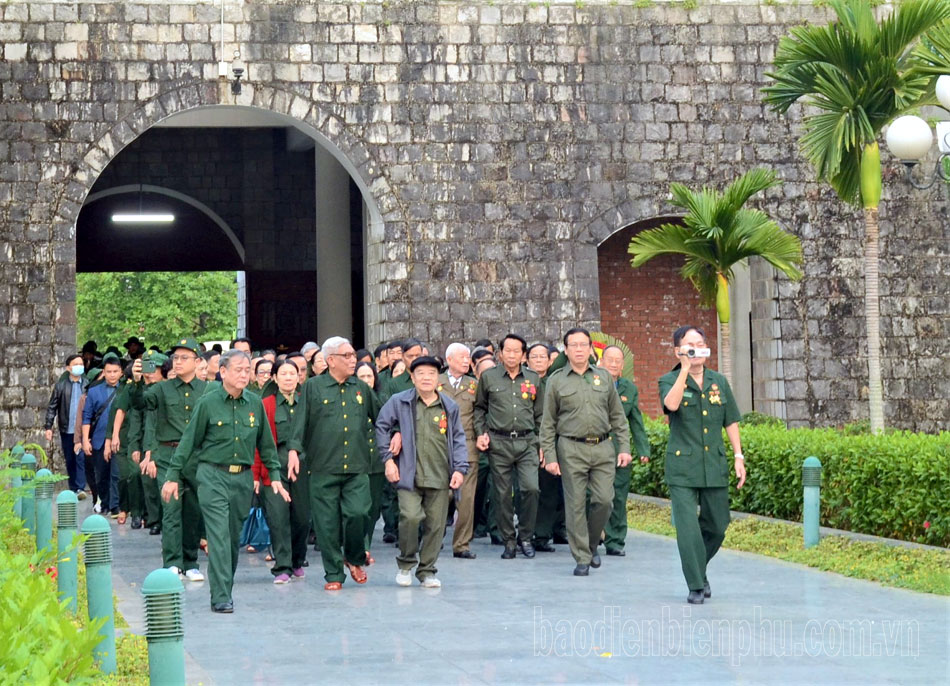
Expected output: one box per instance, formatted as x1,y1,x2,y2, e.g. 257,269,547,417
421,576,441,589
395,569,412,587
92,501,102,514
185,568,205,582
167,566,184,579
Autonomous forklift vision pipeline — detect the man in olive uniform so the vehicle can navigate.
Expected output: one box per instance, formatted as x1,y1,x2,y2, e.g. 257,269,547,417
287,336,381,590
438,342,480,558
599,345,652,556
105,369,144,528
659,325,745,604
133,337,207,581
129,350,166,534
526,342,565,552
162,349,289,613
540,328,631,576
473,333,543,559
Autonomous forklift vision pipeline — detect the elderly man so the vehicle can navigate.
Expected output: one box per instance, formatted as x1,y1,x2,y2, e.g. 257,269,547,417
288,337,380,591
376,356,467,587
437,343,480,558
162,350,289,613
540,328,631,576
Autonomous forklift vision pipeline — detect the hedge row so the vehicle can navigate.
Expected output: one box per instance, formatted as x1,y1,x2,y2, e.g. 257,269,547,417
629,418,950,547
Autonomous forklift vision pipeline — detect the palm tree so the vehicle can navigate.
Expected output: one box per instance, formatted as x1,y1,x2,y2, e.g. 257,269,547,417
628,168,804,383
762,0,950,432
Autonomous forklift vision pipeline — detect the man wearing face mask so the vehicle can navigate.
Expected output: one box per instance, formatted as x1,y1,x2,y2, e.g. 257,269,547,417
45,354,90,499
132,337,207,582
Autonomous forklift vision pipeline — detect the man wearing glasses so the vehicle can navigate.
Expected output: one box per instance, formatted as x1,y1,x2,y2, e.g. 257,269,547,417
288,337,381,591
132,337,208,582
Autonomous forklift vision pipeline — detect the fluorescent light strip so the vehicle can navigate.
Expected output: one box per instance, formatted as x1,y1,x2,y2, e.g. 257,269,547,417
111,213,175,223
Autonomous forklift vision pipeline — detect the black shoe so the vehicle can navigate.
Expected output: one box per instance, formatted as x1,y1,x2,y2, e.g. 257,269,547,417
490,535,504,546
130,517,143,530
573,564,590,576
501,542,517,559
473,530,487,539
211,601,234,613
382,533,396,544
149,525,161,535
687,590,704,605
453,550,477,559
606,548,625,557
553,534,569,545
519,541,536,558
590,554,602,569
703,579,711,598
534,541,556,553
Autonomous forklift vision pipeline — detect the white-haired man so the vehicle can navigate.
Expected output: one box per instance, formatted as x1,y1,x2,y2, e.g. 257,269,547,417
437,342,480,558
287,337,381,591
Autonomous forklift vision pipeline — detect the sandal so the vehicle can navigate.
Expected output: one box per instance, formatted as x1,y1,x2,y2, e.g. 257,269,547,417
246,545,257,553
117,512,127,525
345,562,368,584
200,540,209,554
265,552,274,562
365,551,375,566
324,581,343,591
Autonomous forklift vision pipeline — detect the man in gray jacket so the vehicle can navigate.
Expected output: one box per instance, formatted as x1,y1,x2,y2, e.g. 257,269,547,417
376,356,468,588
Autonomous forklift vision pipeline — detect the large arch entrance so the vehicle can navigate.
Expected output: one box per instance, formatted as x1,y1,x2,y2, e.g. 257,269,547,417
72,102,392,351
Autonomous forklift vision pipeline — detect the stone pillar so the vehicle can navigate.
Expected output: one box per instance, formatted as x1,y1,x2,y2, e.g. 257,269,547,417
315,145,353,343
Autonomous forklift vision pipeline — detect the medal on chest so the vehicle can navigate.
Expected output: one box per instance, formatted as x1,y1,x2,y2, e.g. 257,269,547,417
708,384,722,405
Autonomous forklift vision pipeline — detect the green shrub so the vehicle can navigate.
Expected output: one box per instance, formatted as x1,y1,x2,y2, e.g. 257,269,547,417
630,420,950,547
0,449,108,685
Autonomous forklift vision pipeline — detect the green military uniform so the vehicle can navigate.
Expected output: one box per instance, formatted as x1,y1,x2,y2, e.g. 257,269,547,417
604,376,651,554
364,410,384,554
378,370,412,539
127,391,162,528
134,339,207,573
166,383,281,607
658,366,741,592
438,373,480,553
287,373,380,584
540,364,629,566
259,391,311,576
473,364,544,547
106,379,144,521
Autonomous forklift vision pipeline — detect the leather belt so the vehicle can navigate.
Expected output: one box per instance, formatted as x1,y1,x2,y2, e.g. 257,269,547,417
563,435,609,445
210,463,249,474
490,429,534,440
160,441,180,447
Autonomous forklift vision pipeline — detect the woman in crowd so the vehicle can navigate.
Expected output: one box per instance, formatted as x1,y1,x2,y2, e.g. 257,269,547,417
355,361,383,564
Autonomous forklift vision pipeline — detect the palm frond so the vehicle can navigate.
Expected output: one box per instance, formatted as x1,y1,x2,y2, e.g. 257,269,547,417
880,0,950,60
627,223,718,269
911,18,950,74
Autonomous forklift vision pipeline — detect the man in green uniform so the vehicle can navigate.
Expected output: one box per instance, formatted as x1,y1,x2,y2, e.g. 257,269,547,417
526,342,565,552
376,356,468,587
162,349,289,613
287,336,381,591
598,345,652,556
105,371,144,528
540,328,631,576
438,342,480,559
133,338,207,581
474,333,543,559
659,325,745,604
131,350,166,534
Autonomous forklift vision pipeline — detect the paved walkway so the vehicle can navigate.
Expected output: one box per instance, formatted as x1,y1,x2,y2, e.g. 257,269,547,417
92,498,949,685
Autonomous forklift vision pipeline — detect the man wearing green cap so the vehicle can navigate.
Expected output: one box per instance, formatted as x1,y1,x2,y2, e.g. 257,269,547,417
163,349,289,613
133,337,207,581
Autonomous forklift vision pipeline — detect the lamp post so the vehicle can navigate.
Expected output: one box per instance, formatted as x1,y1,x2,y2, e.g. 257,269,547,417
885,75,950,189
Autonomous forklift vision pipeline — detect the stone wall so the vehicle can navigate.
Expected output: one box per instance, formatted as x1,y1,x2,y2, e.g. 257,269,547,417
0,0,947,449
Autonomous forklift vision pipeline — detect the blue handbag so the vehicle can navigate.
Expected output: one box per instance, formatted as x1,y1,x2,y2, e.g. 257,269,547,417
239,502,271,549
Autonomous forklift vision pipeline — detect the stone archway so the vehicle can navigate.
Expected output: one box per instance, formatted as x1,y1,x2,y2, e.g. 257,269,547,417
46,82,408,362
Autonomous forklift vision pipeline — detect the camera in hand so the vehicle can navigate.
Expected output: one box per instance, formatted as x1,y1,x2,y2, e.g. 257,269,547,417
686,347,711,359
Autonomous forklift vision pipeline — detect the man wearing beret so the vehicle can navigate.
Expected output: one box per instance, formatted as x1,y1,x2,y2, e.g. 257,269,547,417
376,356,468,588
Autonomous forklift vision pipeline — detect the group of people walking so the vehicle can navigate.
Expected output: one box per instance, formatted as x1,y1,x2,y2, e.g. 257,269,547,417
45,325,745,611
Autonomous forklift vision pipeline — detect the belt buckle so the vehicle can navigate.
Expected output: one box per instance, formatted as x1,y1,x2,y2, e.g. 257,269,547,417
509,431,519,440
585,437,599,445
228,465,241,474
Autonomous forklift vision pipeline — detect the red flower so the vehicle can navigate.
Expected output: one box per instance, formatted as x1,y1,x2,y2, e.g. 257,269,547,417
923,521,931,530
45,566,58,580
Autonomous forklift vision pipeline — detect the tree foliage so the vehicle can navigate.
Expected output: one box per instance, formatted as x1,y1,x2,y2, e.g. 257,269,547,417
76,272,237,350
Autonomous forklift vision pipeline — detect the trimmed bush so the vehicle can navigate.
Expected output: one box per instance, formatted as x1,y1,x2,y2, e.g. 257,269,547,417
629,419,950,547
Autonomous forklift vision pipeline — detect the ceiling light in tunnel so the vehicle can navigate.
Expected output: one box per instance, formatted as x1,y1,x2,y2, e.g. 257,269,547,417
111,213,175,223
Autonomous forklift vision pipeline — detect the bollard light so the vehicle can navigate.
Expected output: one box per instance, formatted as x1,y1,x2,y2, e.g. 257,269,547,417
34,468,54,552
11,444,24,519
57,490,80,612
143,567,186,685
82,514,116,674
21,453,37,535
802,456,822,549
